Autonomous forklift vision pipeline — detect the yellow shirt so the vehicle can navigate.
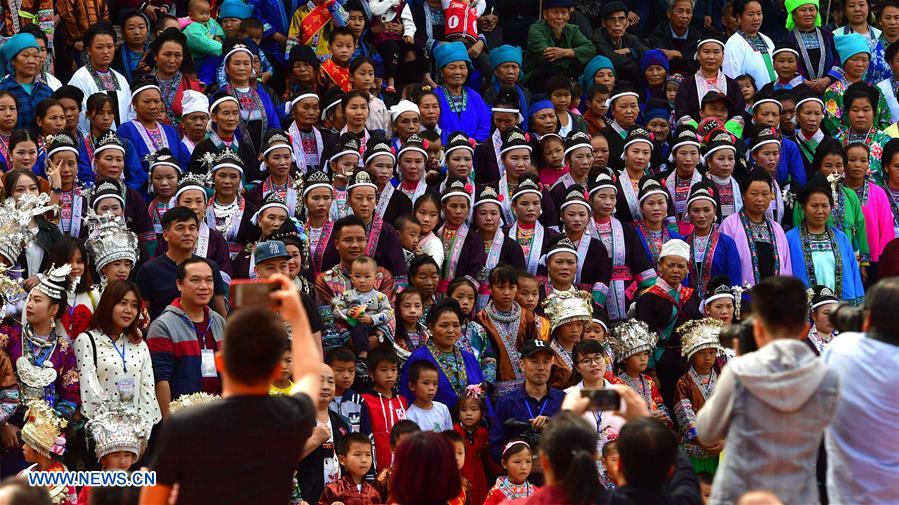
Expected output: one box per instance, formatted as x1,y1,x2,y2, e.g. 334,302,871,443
270,381,294,396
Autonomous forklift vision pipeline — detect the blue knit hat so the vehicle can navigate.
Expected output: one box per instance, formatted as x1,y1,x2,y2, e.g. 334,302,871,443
834,33,870,63
580,55,615,93
489,44,522,70
219,0,253,19
640,49,669,74
434,41,471,69
0,33,38,76
528,100,554,118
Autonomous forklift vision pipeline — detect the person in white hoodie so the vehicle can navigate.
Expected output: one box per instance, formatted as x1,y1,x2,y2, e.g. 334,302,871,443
695,276,839,505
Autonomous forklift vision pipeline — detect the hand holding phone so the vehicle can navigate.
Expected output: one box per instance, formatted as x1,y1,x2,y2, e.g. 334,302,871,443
580,388,622,411
230,279,280,310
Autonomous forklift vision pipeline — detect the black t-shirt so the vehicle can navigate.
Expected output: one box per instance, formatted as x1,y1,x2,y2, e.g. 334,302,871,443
136,254,227,319
152,393,315,505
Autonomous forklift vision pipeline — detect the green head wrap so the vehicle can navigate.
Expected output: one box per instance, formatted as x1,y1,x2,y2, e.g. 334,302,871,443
785,0,821,30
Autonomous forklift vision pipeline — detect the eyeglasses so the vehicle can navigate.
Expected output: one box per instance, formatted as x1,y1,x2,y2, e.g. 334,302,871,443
577,356,605,366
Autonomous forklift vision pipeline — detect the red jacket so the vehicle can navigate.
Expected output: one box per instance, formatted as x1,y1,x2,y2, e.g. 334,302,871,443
361,392,408,471
454,423,502,505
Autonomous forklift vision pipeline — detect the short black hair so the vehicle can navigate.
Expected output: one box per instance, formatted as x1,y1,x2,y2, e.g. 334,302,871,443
339,432,372,455
394,214,421,233
749,276,809,337
176,256,212,282
441,429,463,445
489,264,519,286
425,298,464,328
408,360,439,384
341,89,370,110
223,307,289,385
162,206,199,229
367,344,400,370
333,214,366,239
864,277,899,341
617,417,678,489
84,20,117,48
389,419,421,446
887,40,899,64
587,84,611,99
409,254,440,277
735,73,756,91
326,346,356,365
329,26,356,44
572,338,605,364
240,17,263,32
739,168,773,195
19,24,48,47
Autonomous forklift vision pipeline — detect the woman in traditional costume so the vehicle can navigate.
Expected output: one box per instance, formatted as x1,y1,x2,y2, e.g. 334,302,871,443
206,149,257,261
683,181,743,299
633,177,683,266
472,185,525,312
437,178,486,295
554,185,612,310
433,42,491,143
302,168,335,279
247,129,301,217
615,127,657,223
364,136,412,226
187,90,261,185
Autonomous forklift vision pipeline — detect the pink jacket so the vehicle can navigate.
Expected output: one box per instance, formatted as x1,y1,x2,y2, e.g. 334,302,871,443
861,182,895,262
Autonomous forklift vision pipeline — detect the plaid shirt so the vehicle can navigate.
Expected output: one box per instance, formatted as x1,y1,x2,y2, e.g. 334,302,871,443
0,76,53,129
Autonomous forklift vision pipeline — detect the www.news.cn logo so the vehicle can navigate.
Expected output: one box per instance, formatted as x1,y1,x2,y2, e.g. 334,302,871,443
27,471,156,487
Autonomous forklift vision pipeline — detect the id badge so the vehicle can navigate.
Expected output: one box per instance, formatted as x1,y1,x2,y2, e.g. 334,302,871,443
116,377,135,402
201,349,218,378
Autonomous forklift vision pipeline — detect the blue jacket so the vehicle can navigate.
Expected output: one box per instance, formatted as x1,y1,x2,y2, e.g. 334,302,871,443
75,134,146,193
745,136,807,189
435,86,492,143
400,345,489,413
0,76,53,129
116,120,191,191
786,225,864,303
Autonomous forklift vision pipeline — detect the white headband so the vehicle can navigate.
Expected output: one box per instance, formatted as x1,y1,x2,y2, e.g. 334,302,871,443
224,46,253,63
500,143,531,156
701,143,736,164
564,143,592,158
251,201,290,225
329,149,361,164
607,91,639,108
620,138,654,159
811,299,838,311
445,144,475,157
290,92,319,109
263,142,293,158
48,146,79,158
320,100,341,121
93,193,125,208
796,96,824,111
131,84,160,101
752,98,782,113
638,188,669,204
150,160,181,173
750,138,780,153
211,162,243,174
701,291,734,313
441,189,472,203
560,198,592,212
686,194,717,209
512,187,542,200
93,143,125,157
210,95,239,113
174,184,207,203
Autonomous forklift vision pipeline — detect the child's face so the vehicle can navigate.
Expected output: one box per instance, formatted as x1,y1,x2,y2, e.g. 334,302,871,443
813,304,835,334
101,450,136,471
189,1,211,23
504,448,533,484
398,293,424,326
846,146,869,180
700,482,712,505
452,441,465,470
350,262,377,293
737,78,755,101
449,284,476,316
457,398,482,429
279,351,292,381
22,443,39,463
665,83,680,102
691,347,718,374
773,53,797,80
331,359,356,393
583,321,607,342
372,361,398,391
603,447,619,480
410,369,439,403
339,441,373,479
646,118,670,140
330,35,356,65
491,281,517,310
243,26,263,44
352,63,375,93
623,350,649,373
515,278,540,311
399,222,421,251
542,139,565,169
555,320,584,343
589,93,609,116
426,141,443,172
415,200,440,235
550,89,572,111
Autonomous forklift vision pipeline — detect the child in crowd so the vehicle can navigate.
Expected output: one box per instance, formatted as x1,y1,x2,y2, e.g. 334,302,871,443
318,27,356,93
413,193,445,268
405,360,453,432
331,256,395,365
582,316,614,376
807,285,838,354
547,75,587,137
483,440,537,504
442,430,474,505
598,439,619,490
18,401,77,503
240,18,274,84
269,348,294,395
698,472,714,505
318,433,381,505
362,345,409,472
703,130,741,220
351,57,391,134
327,347,372,434
665,73,684,107
516,272,550,341
393,288,428,359
407,255,440,317
674,318,725,473
395,214,422,268
182,0,223,76
538,134,566,188
736,74,757,113
583,85,609,136
375,420,421,502
368,0,416,93
447,277,496,385
609,320,673,426
453,390,497,505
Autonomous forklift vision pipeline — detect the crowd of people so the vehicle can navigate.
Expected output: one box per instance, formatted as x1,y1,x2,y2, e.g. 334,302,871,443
0,0,895,503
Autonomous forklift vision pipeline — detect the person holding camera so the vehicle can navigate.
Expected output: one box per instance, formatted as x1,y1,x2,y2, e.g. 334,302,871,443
696,276,839,505
822,278,899,504
488,339,564,466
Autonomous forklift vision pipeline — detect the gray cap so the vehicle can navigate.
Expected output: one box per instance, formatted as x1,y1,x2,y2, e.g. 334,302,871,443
254,240,290,263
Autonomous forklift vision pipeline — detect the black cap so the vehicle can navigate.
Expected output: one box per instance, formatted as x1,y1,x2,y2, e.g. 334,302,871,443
520,338,554,359
701,90,732,108
600,1,627,18
52,85,85,105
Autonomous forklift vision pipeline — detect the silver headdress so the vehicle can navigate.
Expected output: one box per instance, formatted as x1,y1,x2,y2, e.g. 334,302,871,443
34,264,74,300
169,392,221,414
609,320,659,362
678,318,724,359
0,193,56,264
543,289,593,333
85,211,138,274
0,263,24,320
87,399,151,460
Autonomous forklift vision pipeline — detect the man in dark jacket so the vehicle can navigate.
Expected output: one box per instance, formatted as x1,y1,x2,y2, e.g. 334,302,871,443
646,0,702,74
592,1,648,85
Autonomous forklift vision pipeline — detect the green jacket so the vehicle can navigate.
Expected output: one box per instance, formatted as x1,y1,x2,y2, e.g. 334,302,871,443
793,185,870,260
523,21,595,84
183,20,224,59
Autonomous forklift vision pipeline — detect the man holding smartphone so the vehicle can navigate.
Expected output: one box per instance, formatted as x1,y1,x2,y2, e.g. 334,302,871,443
142,275,323,505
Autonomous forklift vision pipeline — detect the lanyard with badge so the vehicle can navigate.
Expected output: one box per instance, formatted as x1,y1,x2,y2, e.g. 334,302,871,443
190,316,218,378
109,334,136,401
